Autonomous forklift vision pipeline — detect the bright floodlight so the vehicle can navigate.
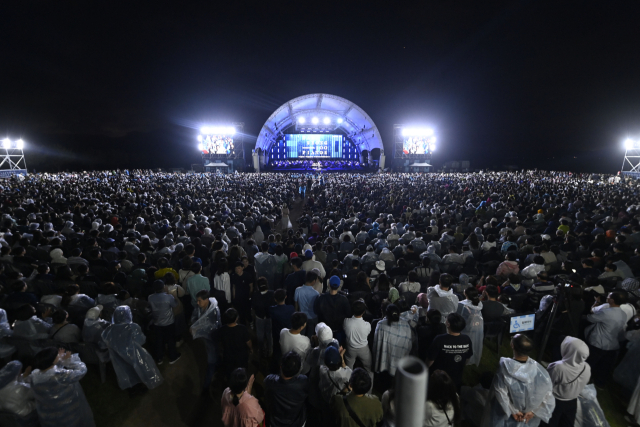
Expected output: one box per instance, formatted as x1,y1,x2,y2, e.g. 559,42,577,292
197,135,203,142
337,118,343,123
198,143,204,151
298,117,306,124
2,139,10,149
402,128,434,137
323,117,330,124
311,117,319,124
16,139,24,149
625,138,636,150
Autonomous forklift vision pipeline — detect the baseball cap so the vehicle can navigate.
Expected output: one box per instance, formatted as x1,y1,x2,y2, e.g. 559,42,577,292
305,249,313,259
324,346,342,366
329,275,341,288
366,245,374,251
289,252,298,259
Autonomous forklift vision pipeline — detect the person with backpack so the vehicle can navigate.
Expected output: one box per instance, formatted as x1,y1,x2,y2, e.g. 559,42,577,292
190,289,221,395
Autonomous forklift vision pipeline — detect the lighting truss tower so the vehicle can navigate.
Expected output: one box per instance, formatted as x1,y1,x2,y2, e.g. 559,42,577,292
0,139,27,174
622,139,640,172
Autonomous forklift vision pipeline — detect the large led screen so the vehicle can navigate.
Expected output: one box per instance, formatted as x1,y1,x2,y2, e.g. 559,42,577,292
284,134,343,158
200,135,235,155
403,136,433,155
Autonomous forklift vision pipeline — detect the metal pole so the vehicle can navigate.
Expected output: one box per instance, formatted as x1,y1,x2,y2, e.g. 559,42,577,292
395,356,428,427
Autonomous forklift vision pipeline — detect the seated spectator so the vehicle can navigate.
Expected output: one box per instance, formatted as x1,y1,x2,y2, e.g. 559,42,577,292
398,271,421,293
496,252,520,279
501,274,525,295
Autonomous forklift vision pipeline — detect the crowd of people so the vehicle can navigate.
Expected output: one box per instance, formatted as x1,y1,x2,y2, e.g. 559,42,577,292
0,169,638,427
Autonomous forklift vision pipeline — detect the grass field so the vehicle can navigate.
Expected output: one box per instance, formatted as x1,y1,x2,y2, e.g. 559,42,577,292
78,331,628,427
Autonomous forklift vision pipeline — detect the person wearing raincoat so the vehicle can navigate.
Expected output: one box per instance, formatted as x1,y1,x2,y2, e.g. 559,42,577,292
28,348,96,427
101,306,163,391
190,290,221,392
457,286,484,366
421,245,443,272
545,337,591,427
0,360,38,426
427,274,460,322
485,334,555,427
0,308,16,360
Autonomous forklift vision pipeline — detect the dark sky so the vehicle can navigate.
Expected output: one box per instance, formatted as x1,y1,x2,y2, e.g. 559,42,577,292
2,1,640,173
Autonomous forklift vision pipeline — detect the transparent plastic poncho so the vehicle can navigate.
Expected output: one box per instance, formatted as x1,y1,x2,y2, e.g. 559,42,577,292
190,297,220,340
28,353,95,427
484,357,555,427
575,384,610,427
0,308,16,358
458,301,484,366
101,306,163,390
0,360,37,422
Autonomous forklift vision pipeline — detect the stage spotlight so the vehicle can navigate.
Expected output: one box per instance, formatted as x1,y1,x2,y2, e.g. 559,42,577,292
16,139,23,149
312,117,319,124
298,117,306,124
198,143,204,151
430,143,436,151
337,118,343,123
323,117,330,124
197,135,203,142
402,128,434,137
625,138,636,150
2,139,10,149
200,127,209,134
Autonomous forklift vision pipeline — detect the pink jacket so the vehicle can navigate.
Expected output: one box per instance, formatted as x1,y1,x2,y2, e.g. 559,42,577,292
221,388,264,427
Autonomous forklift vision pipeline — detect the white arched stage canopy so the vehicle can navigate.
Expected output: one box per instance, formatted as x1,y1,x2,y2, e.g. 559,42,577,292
254,93,384,158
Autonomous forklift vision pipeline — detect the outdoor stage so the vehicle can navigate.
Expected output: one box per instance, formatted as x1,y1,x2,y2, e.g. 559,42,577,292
266,159,371,172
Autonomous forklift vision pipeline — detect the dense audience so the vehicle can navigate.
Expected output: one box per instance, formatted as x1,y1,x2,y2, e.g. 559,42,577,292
0,169,638,426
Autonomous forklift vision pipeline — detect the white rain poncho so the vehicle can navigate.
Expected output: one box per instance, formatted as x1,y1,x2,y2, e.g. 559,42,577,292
576,385,610,427
254,252,278,289
427,285,460,322
457,300,484,366
0,308,16,358
101,306,163,390
28,353,95,427
82,317,110,349
190,297,220,340
0,361,37,424
484,357,555,427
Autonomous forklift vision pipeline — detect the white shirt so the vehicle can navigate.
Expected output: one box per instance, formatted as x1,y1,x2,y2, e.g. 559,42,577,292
280,329,311,373
343,316,371,349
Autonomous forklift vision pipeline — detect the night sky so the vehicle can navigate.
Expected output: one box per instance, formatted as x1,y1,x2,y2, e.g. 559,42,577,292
2,1,640,173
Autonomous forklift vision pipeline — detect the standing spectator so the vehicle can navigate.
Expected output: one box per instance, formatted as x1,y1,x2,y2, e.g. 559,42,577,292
231,262,254,326
221,368,264,427
319,345,352,404
190,290,221,394
487,334,555,427
28,348,96,427
427,273,460,322
373,304,412,382
252,277,275,356
269,289,295,359
280,312,312,374
213,258,231,305
264,351,309,427
545,337,591,427
585,291,627,388
148,280,181,365
185,263,210,307
343,299,372,372
424,370,460,427
295,270,320,336
218,308,252,373
457,286,484,366
0,360,37,425
426,313,473,390
481,285,511,322
314,275,352,345
102,306,163,393
330,367,383,427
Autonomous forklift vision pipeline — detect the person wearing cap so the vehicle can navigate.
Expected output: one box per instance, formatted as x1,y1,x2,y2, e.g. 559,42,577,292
314,276,351,346
284,257,306,307
301,249,326,281
319,345,352,404
370,260,386,282
147,280,181,365
82,305,110,348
